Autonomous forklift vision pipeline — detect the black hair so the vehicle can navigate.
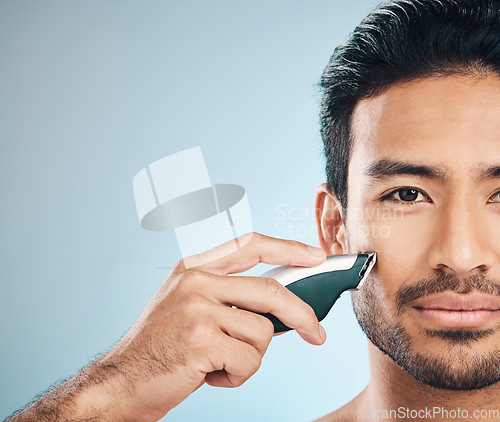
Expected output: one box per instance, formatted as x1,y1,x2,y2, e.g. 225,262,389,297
320,0,500,212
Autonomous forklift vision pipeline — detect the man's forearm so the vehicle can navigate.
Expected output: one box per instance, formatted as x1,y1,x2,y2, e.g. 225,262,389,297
9,376,102,422
8,354,138,422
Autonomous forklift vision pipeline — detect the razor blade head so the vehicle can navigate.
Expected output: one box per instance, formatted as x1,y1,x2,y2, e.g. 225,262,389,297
356,252,377,290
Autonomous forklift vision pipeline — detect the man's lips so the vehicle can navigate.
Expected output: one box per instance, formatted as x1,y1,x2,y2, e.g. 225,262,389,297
409,292,500,329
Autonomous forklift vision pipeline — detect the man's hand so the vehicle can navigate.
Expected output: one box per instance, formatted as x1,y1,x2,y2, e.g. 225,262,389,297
11,233,327,422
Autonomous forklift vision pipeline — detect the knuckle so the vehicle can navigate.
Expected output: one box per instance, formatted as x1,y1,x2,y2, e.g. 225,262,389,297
247,231,261,241
237,231,259,248
172,258,186,274
181,294,208,314
246,348,263,375
306,303,318,321
186,314,218,342
259,316,275,339
304,304,319,328
264,277,282,300
177,268,203,291
289,239,308,257
297,299,314,319
232,350,262,386
293,239,307,251
230,377,246,388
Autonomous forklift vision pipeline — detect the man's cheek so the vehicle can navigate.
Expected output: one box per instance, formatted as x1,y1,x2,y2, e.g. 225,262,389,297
345,205,426,298
345,215,381,252
346,205,401,248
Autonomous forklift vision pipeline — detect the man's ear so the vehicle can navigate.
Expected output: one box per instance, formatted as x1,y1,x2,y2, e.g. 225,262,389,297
315,183,347,255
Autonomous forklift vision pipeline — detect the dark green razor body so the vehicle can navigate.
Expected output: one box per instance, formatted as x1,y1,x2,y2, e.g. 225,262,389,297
260,253,376,333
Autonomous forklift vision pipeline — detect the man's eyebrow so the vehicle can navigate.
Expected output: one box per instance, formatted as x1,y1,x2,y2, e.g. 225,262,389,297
476,163,500,181
365,159,450,183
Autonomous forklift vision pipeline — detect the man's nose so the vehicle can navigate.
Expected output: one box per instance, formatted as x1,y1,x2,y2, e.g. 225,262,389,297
427,199,496,276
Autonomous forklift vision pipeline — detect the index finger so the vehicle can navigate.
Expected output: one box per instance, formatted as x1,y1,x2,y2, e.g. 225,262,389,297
179,232,326,275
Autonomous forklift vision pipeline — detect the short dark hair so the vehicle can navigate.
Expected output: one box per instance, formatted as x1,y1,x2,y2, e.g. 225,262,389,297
320,0,500,212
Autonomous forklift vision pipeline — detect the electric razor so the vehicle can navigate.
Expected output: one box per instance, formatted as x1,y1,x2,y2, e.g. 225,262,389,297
259,252,377,333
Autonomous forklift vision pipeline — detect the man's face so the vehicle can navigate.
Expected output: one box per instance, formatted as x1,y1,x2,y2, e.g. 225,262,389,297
346,74,500,390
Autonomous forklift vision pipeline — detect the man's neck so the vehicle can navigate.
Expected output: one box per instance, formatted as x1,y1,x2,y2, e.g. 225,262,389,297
354,342,500,421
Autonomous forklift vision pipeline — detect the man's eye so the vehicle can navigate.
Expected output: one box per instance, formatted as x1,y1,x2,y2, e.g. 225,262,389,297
488,191,500,203
382,188,428,204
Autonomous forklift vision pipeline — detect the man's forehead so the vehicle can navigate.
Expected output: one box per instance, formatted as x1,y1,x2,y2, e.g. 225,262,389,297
348,75,500,175
351,75,500,123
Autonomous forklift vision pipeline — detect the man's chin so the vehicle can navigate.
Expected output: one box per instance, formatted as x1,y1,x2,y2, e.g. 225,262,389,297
352,293,500,390
397,321,500,390
369,323,500,390
391,344,500,391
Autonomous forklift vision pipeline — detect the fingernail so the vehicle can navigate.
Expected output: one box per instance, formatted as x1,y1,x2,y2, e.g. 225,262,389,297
308,246,324,257
318,324,326,343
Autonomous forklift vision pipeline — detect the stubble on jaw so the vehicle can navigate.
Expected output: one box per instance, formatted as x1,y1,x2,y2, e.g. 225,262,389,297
351,271,500,390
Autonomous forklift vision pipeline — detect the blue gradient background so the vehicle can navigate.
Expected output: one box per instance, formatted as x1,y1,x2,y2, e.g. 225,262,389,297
1,1,378,420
